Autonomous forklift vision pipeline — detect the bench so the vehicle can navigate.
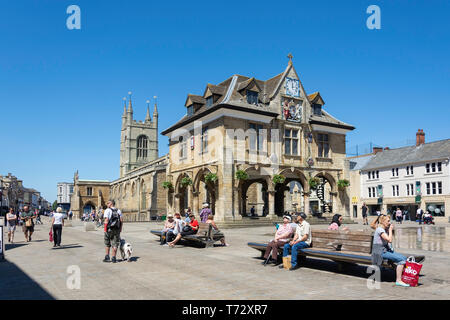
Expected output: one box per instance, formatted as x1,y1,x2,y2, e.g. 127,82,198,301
150,222,225,248
248,229,425,271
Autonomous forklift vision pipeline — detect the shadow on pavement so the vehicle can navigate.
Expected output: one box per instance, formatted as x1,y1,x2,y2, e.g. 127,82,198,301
5,243,28,251
0,260,55,300
52,244,83,250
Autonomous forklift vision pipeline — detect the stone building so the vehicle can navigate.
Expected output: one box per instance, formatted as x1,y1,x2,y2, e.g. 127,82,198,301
70,171,110,217
350,131,450,223
120,97,159,177
162,56,355,223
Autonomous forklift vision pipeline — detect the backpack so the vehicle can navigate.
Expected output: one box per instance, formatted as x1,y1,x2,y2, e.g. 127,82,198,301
108,208,121,231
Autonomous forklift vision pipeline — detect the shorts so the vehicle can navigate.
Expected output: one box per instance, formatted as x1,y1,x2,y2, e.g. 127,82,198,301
8,225,16,232
22,225,34,233
104,229,121,248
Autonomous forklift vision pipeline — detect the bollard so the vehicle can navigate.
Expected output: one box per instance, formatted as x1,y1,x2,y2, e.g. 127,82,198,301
84,222,96,232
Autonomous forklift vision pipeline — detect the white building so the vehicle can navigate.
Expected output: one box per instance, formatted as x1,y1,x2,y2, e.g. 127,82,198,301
355,131,449,222
57,182,74,210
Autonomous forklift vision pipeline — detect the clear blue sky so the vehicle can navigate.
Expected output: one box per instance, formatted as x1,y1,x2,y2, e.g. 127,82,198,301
1,0,449,202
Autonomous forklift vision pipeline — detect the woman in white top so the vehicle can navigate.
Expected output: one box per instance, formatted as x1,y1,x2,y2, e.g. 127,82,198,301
51,207,65,247
7,208,17,243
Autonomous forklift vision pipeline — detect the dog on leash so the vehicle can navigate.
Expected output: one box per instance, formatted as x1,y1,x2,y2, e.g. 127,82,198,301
119,239,133,262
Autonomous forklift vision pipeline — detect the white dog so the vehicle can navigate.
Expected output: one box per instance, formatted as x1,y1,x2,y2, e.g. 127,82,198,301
119,239,133,262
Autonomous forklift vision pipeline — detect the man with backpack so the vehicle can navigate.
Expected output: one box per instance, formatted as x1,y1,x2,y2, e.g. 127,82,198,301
103,200,123,263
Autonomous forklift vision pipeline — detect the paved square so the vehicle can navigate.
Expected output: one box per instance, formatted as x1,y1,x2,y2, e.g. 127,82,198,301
1,218,449,300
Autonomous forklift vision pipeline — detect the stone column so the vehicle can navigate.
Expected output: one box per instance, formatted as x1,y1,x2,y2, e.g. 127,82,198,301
304,194,310,215
267,190,276,219
192,192,199,216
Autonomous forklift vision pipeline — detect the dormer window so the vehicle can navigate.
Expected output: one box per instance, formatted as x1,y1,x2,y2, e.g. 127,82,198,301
246,90,258,105
206,96,213,107
313,104,322,116
187,105,194,116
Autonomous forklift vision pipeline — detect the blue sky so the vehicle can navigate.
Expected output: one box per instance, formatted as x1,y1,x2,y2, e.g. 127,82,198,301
1,0,449,202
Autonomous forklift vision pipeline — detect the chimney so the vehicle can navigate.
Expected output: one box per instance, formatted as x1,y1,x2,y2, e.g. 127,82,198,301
373,147,383,154
416,129,425,146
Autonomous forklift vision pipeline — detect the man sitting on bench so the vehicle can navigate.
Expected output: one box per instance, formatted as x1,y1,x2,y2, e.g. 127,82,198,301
262,215,294,265
280,212,311,271
168,213,199,247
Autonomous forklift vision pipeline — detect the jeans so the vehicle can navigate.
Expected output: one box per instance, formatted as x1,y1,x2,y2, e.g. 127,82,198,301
283,242,309,268
382,251,406,265
161,229,174,244
53,224,62,246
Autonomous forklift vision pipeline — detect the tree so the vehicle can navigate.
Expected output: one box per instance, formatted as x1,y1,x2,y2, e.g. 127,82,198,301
52,200,58,211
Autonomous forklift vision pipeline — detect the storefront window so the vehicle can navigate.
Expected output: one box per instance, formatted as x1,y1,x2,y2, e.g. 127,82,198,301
426,203,445,217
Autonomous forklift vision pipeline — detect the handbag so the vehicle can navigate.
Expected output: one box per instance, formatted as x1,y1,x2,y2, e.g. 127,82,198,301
282,256,292,270
25,218,32,227
49,230,53,242
401,256,422,287
182,225,193,233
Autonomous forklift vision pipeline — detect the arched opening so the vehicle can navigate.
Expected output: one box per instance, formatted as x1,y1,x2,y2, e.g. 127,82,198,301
309,174,335,217
175,174,191,215
83,202,95,215
140,181,146,210
193,169,217,216
274,169,308,216
241,179,268,217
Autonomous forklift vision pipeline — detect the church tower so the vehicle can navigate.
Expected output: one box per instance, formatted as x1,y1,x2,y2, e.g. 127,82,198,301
120,93,159,178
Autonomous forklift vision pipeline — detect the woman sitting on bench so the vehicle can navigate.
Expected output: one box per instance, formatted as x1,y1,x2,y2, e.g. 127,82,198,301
370,214,410,287
327,214,349,231
205,214,228,246
168,213,199,247
262,215,294,265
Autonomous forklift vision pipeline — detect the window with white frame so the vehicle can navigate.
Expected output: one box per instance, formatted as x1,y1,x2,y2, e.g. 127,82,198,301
249,123,264,151
179,136,187,159
201,127,208,153
426,182,430,195
438,181,442,194
406,166,414,175
368,187,377,198
392,168,399,177
427,162,443,173
392,185,399,197
406,183,414,196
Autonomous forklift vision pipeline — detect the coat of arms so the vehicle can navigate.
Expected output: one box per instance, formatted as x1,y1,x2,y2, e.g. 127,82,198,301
282,98,302,122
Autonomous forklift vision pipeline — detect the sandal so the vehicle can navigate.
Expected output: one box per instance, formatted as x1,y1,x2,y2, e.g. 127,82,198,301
395,281,410,287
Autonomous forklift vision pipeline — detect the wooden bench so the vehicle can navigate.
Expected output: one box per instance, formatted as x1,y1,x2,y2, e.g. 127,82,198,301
248,229,425,271
150,222,225,248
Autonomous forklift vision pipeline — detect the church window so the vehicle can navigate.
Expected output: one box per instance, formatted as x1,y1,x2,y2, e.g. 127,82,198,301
137,135,148,160
247,90,258,105
87,187,93,196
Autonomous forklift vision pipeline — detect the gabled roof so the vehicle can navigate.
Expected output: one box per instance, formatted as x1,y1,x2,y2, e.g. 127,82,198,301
308,92,325,105
185,94,205,107
361,139,450,170
203,83,226,97
236,77,262,92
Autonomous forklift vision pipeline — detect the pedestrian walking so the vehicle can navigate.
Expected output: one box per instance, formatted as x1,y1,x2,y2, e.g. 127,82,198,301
20,206,35,242
103,200,123,263
35,210,43,225
51,207,64,247
68,210,73,221
395,207,403,224
200,203,211,223
361,202,368,225
416,207,423,225
6,208,17,243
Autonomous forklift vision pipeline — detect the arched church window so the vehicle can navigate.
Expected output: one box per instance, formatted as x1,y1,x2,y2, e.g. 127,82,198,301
137,135,148,160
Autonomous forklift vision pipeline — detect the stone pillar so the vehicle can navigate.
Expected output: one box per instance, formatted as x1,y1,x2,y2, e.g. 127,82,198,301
304,194,310,215
268,190,276,219
192,192,199,216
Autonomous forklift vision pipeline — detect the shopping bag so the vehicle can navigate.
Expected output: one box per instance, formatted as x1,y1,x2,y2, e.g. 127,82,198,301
49,230,53,242
401,256,422,287
282,256,291,270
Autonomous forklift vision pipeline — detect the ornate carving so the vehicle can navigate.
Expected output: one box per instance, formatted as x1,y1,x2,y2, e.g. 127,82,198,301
282,98,302,122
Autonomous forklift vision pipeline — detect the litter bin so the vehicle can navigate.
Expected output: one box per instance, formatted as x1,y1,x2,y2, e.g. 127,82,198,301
161,215,166,221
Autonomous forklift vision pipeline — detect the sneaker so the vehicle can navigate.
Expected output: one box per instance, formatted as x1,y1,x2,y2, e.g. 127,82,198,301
103,255,111,263
396,281,410,287
111,256,117,263
289,265,300,271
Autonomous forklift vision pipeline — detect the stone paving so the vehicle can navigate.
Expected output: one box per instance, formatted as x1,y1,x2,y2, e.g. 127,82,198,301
1,217,449,300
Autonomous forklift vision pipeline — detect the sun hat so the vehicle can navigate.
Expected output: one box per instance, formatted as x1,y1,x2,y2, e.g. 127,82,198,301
202,203,209,208
283,215,292,221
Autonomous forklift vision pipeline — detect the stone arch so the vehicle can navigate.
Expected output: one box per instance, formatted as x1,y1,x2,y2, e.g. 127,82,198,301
174,173,192,214
274,168,309,215
193,167,217,216
314,171,337,193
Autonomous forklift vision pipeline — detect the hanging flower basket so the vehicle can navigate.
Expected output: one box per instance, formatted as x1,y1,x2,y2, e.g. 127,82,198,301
337,179,350,190
204,173,218,184
235,170,249,181
309,177,321,190
180,177,193,187
162,181,173,192
272,174,286,185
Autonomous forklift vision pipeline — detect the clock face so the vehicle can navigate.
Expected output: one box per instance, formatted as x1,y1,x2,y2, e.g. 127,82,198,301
285,77,300,97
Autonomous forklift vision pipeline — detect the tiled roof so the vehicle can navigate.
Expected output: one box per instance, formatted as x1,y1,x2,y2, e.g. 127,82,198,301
310,109,355,130
361,139,450,170
348,154,375,171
